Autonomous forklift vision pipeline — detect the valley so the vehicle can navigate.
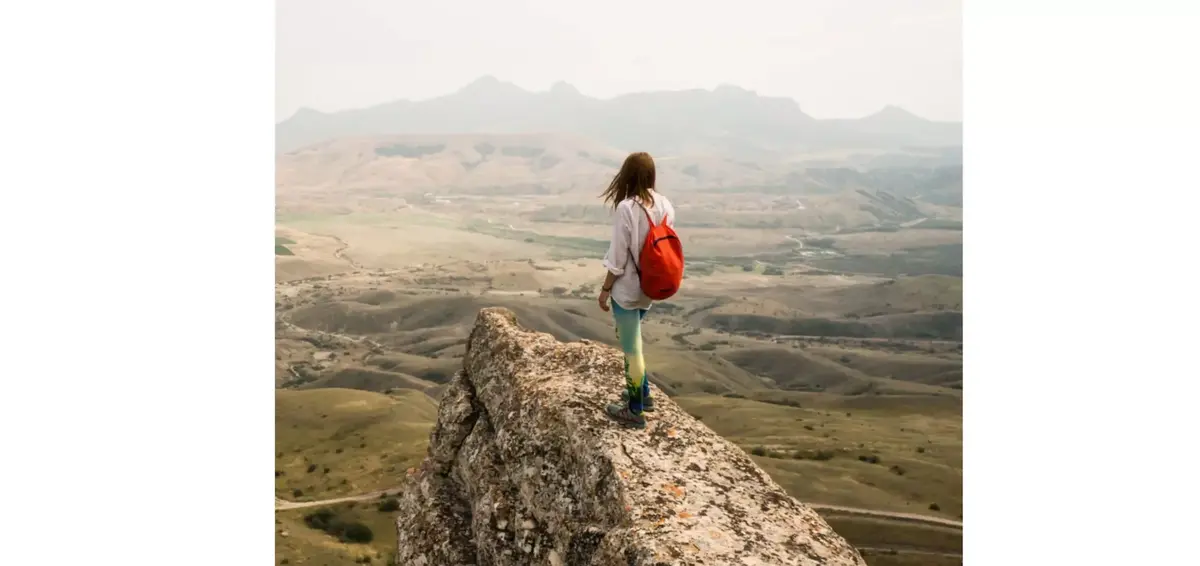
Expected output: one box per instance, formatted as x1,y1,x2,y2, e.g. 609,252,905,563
274,127,962,565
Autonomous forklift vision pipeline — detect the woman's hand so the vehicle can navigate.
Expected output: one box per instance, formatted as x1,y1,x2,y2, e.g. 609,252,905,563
598,272,617,312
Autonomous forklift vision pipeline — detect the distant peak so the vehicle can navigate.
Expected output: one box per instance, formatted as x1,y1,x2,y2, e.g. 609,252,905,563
714,83,754,96
458,75,525,95
470,75,500,85
866,105,925,121
282,107,325,124
548,81,581,96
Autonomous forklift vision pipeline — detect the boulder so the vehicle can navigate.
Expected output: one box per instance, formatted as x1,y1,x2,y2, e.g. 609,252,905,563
395,307,865,565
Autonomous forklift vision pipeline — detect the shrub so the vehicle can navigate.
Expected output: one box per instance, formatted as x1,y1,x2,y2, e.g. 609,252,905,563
858,455,881,464
803,425,815,431
302,509,372,543
377,498,400,512
335,448,344,454
292,489,303,497
275,470,284,477
750,446,767,457
929,503,941,511
306,464,317,473
916,446,926,453
303,508,338,531
889,465,906,476
793,450,835,461
323,467,330,474
762,398,802,408
340,522,374,544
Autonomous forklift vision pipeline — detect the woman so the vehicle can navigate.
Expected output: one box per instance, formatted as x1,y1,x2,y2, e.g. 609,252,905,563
597,152,676,429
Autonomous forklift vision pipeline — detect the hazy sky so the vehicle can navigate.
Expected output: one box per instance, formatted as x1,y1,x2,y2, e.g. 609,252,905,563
276,0,961,123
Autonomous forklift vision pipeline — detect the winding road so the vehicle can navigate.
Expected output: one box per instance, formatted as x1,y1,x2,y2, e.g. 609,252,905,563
274,489,961,530
275,487,402,511
808,503,962,528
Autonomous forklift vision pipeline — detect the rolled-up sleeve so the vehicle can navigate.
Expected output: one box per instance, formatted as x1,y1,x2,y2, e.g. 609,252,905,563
602,204,632,276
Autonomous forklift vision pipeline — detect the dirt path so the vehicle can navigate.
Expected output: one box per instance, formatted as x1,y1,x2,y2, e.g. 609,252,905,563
858,546,962,558
329,234,365,270
275,487,404,511
275,490,962,531
276,317,383,351
809,503,963,528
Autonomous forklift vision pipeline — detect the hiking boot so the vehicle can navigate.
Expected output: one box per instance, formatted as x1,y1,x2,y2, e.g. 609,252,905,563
619,390,655,412
605,403,647,429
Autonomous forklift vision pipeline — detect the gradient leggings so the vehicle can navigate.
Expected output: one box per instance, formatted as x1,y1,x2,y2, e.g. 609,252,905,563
611,300,651,415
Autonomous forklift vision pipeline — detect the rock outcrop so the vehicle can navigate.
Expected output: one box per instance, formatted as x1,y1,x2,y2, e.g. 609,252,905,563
395,307,866,566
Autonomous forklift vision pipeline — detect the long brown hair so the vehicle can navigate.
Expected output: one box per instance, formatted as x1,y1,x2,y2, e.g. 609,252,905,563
601,152,656,209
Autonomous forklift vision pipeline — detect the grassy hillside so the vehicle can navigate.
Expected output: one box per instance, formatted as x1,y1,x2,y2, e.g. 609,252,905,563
275,388,437,500
276,501,400,565
364,351,461,384
675,394,962,521
288,295,616,344
717,346,951,395
296,367,436,394
808,346,963,388
702,311,961,341
825,515,962,554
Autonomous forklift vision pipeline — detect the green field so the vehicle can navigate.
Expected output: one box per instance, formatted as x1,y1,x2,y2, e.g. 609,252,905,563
275,389,437,500
675,394,962,520
276,501,400,565
465,220,609,256
825,515,961,554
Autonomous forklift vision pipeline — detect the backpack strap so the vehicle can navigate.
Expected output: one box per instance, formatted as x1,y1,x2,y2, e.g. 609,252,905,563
635,201,657,227
628,200,655,279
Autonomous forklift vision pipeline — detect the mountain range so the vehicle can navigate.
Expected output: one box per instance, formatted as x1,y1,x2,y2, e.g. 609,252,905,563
276,76,962,156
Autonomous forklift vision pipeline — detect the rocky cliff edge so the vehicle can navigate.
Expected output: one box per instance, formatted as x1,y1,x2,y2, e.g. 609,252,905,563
395,307,866,566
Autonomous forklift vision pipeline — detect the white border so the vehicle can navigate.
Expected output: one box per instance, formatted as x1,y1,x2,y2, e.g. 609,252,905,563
968,1,1200,564
1,1,273,564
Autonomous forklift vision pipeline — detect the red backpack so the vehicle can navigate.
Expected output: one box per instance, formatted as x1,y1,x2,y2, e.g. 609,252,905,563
632,203,684,300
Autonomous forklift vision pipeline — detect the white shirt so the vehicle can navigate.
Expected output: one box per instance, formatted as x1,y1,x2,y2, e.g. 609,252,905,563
602,190,676,310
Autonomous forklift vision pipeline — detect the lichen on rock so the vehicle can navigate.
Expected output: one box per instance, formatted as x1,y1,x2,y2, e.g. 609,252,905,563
395,307,866,565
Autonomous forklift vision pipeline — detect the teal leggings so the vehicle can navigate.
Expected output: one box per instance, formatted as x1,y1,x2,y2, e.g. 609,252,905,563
611,300,651,414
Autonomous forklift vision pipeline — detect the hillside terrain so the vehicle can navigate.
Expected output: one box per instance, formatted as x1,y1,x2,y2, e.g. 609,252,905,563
275,388,436,501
